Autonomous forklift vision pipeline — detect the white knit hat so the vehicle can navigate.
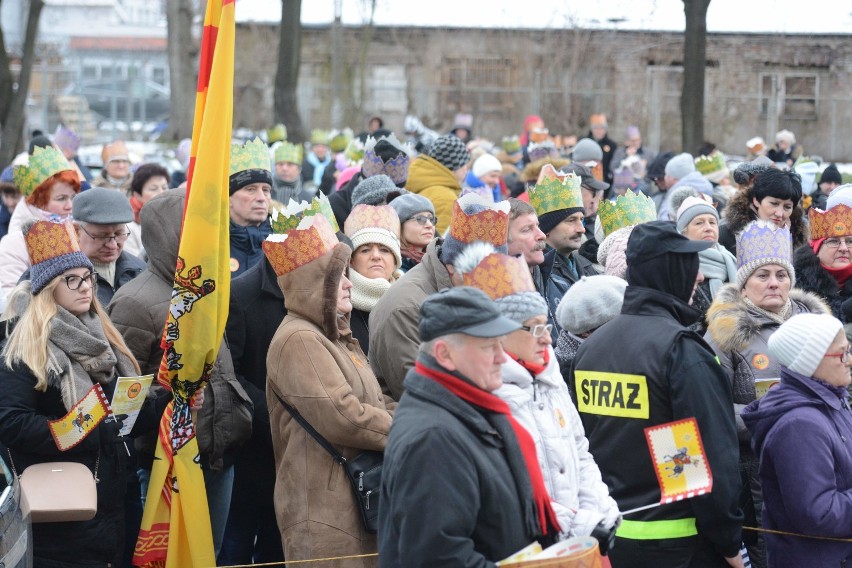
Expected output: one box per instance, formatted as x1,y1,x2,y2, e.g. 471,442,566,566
676,195,718,233
555,275,627,335
768,313,843,377
472,153,502,179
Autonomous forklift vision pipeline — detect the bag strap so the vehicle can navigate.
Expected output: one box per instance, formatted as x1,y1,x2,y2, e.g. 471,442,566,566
6,447,100,483
271,389,347,465
6,448,19,479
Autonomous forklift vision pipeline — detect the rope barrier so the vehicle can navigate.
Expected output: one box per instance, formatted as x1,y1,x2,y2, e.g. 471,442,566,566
743,525,852,543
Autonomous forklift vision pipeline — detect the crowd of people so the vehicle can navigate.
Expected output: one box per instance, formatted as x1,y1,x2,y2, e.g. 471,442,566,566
0,113,850,568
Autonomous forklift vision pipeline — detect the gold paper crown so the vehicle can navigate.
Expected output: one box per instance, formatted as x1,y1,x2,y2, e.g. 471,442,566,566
695,152,726,176
310,129,330,146
462,252,536,301
230,137,271,176
13,146,72,196
274,142,303,165
448,194,510,247
101,140,129,164
329,128,353,153
598,191,658,237
343,204,400,238
266,123,288,144
25,221,82,265
270,194,339,234
809,204,852,240
528,164,583,217
262,215,340,276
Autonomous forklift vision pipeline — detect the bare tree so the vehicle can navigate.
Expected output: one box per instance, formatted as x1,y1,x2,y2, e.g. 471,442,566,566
353,0,378,121
163,0,198,141
274,0,305,142
0,0,44,166
681,0,711,154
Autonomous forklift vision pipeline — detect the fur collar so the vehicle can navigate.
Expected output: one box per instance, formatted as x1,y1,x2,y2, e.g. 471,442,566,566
706,283,829,353
793,244,852,319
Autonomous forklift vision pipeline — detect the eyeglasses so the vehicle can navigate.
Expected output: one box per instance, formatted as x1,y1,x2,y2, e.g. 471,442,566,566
519,323,553,338
411,214,437,226
824,346,852,364
79,224,130,244
63,272,98,291
823,237,852,249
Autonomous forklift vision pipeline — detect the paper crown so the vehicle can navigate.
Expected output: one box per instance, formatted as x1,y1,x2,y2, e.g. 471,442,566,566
262,215,340,276
502,135,521,154
329,128,353,153
528,164,583,217
448,193,510,247
736,221,792,269
25,220,83,265
809,204,852,240
13,146,72,197
101,140,129,164
270,193,339,233
598,191,658,237
274,141,303,165
230,137,271,176
53,125,81,153
310,129,330,146
266,123,288,144
527,141,557,163
695,152,726,176
344,204,400,239
362,134,410,184
345,139,365,165
462,252,536,301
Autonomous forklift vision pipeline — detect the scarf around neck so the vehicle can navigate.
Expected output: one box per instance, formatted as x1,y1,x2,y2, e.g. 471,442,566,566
306,152,331,187
415,359,561,538
400,244,427,266
507,348,550,377
698,244,738,298
129,194,144,224
743,296,792,326
349,267,399,312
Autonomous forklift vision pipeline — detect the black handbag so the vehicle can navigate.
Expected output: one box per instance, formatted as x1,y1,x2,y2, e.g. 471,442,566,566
272,390,383,533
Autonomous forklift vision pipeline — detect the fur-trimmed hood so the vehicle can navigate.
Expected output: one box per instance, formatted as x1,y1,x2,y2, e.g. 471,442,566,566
722,188,808,248
792,244,852,321
705,283,830,354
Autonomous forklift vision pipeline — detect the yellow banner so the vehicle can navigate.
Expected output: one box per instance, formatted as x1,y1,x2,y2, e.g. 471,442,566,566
575,371,649,419
48,384,110,451
644,417,713,504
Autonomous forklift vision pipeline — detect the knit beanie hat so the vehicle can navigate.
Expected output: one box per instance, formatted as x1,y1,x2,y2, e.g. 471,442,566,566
472,154,502,179
555,275,627,335
24,220,94,295
426,134,470,172
768,313,843,377
826,184,852,211
664,152,695,180
668,186,701,217
735,220,795,289
571,138,603,163
351,174,401,208
676,195,718,233
388,192,435,223
820,164,843,185
597,226,633,280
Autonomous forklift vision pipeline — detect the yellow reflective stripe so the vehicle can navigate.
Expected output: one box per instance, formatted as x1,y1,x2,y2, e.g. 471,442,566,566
617,518,698,540
574,371,649,419
714,355,721,365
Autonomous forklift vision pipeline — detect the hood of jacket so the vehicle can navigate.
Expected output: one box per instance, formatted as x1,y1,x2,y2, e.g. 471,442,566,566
405,154,461,195
722,187,808,247
140,188,186,284
670,170,714,197
277,242,352,341
705,283,830,354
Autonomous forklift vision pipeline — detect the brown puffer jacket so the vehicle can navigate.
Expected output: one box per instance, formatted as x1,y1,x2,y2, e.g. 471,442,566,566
107,188,253,471
266,243,394,566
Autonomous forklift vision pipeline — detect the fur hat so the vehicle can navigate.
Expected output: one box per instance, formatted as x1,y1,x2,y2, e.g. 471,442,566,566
664,152,695,180
555,275,627,335
768,313,843,377
426,134,470,172
775,129,796,146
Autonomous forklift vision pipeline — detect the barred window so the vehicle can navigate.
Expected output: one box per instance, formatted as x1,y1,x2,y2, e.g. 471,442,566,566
760,73,818,119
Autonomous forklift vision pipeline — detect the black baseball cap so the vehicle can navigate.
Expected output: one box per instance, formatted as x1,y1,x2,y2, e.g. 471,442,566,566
626,220,712,263
419,287,521,342
559,163,609,192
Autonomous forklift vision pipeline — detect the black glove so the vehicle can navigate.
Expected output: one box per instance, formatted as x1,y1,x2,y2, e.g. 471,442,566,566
591,520,617,555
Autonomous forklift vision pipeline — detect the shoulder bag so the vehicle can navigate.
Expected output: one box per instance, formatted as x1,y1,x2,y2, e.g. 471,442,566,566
272,391,382,533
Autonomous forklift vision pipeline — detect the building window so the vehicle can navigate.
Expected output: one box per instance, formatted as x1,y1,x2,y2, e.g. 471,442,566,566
441,56,515,114
760,73,818,119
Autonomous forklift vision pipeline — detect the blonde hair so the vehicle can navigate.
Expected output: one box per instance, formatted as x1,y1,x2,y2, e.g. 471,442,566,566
2,278,140,392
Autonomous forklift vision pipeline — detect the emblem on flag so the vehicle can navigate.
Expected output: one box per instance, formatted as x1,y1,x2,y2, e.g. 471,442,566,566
644,417,713,504
48,384,111,451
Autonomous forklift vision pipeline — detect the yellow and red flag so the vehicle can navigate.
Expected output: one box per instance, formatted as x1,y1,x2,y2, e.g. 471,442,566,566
134,1,234,566
48,384,110,451
644,417,713,504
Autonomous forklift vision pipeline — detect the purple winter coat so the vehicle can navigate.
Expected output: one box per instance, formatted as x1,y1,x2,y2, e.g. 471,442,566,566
742,367,852,567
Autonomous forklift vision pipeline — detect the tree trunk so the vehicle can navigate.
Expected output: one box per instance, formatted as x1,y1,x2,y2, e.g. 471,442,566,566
274,0,305,142
163,0,198,142
681,0,711,155
0,0,44,167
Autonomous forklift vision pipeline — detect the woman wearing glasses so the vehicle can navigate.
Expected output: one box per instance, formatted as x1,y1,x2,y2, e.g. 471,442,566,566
456,244,620,545
389,193,436,272
0,220,155,567
794,185,852,322
704,222,829,568
743,313,852,567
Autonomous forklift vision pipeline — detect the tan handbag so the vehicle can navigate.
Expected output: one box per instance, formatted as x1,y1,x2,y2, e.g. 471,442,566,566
8,450,98,523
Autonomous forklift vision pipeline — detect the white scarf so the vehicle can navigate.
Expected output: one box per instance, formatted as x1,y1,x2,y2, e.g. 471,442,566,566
349,268,400,312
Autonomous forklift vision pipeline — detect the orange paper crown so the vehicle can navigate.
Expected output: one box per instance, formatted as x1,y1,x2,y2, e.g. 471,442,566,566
462,252,536,301
25,221,83,265
448,194,510,247
262,215,339,276
343,204,401,239
809,204,852,240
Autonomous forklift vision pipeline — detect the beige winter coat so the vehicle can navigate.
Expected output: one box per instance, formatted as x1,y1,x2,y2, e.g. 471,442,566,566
266,243,394,567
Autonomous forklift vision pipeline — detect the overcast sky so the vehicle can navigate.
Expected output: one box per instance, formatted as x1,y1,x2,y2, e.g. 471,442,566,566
236,0,852,34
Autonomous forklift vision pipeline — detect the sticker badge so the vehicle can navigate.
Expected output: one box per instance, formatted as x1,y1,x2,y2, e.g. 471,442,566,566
752,353,769,370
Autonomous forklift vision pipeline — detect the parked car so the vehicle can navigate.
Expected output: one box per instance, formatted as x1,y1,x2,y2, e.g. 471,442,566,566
0,449,31,568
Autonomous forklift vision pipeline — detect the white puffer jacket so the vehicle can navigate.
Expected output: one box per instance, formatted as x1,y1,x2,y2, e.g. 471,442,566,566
495,346,620,539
